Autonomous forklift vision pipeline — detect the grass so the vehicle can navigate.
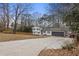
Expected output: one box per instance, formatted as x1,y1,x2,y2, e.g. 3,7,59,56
0,32,45,42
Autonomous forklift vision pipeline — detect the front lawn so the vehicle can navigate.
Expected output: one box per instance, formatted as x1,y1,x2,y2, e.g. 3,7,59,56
0,32,44,42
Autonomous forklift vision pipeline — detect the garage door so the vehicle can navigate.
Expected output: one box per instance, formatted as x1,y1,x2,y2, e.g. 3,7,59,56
52,32,64,36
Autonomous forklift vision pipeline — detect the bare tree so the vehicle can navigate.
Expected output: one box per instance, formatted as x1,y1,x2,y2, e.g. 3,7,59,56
48,3,74,26
11,3,31,34
20,14,33,32
6,4,9,29
0,4,6,30
0,3,10,30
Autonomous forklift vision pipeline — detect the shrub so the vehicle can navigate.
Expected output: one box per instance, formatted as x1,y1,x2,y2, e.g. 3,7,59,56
23,26,32,32
62,39,75,50
62,43,75,50
17,26,32,32
0,22,4,32
77,34,79,42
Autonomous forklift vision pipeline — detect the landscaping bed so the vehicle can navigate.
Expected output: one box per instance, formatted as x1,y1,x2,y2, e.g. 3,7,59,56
38,43,79,56
39,48,79,56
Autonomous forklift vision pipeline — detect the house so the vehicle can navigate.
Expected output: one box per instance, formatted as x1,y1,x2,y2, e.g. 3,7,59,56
32,27,42,35
32,26,51,36
32,23,69,36
32,27,67,36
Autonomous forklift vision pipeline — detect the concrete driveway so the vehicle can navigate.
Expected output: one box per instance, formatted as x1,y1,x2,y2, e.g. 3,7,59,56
0,36,73,56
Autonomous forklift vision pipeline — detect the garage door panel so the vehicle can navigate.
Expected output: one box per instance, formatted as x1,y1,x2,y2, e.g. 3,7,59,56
52,32,64,36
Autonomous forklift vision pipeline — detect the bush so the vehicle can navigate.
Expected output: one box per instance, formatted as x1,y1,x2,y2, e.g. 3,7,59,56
62,43,75,50
0,23,4,32
17,26,32,32
77,34,79,42
0,28,4,32
23,26,32,32
62,39,75,50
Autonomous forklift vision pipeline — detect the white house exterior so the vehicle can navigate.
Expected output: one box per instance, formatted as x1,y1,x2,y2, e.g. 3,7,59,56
32,27,42,35
32,24,69,36
42,31,52,36
32,27,52,36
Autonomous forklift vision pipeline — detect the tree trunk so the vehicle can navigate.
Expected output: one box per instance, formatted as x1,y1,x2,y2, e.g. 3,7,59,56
13,16,17,34
6,12,9,29
13,20,17,34
6,4,9,29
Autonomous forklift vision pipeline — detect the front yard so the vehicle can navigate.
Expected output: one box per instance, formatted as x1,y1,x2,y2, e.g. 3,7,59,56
0,32,45,42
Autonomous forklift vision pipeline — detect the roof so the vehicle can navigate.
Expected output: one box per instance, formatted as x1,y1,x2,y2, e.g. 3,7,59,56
33,23,69,32
42,27,67,32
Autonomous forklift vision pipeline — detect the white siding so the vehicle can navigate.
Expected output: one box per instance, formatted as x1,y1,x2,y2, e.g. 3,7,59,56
32,27,42,35
43,31,52,36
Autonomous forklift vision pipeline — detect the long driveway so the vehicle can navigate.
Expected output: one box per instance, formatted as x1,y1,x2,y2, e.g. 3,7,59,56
0,36,73,56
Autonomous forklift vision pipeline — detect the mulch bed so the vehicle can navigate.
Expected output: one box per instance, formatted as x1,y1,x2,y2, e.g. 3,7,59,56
38,48,79,56
38,42,79,56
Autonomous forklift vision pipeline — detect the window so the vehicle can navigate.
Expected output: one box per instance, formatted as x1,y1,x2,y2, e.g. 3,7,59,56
37,28,39,30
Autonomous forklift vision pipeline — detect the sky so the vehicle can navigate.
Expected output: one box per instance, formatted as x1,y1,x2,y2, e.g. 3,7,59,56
31,3,49,15
9,3,50,18
30,3,61,16
9,3,59,16
26,3,50,19
0,3,60,19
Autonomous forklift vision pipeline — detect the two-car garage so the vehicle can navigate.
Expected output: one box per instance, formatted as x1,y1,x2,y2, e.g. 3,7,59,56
52,32,64,37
